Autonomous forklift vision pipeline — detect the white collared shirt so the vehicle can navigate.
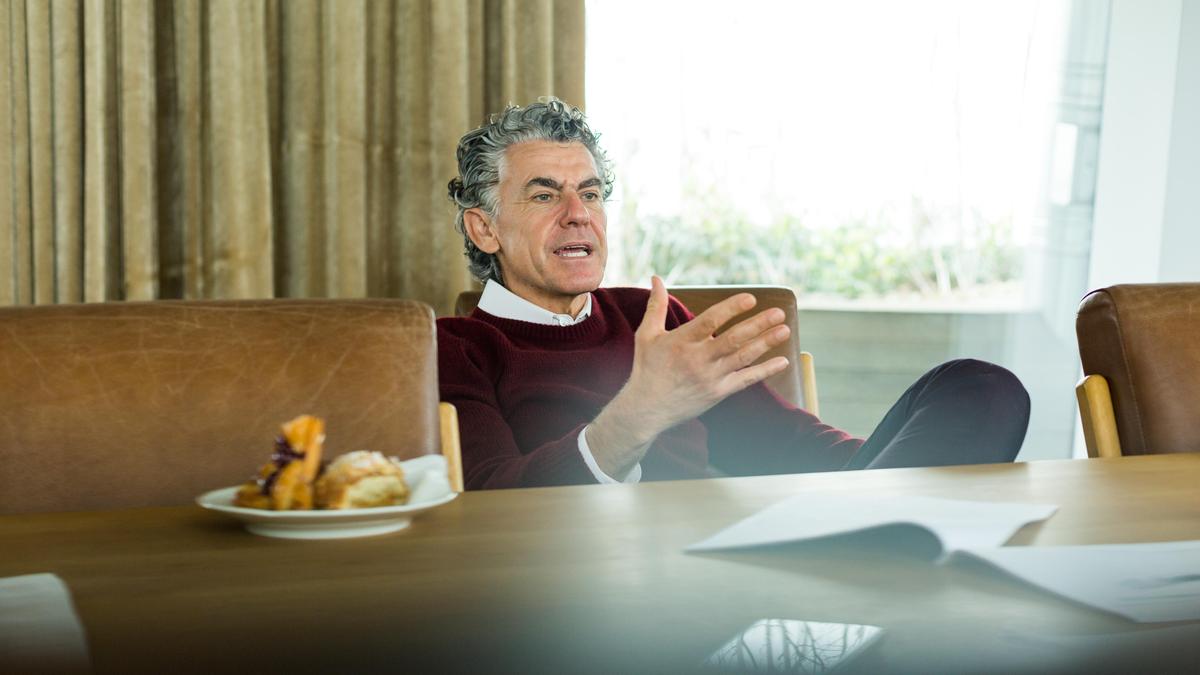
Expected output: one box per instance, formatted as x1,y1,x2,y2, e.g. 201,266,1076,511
476,279,643,484
477,278,595,326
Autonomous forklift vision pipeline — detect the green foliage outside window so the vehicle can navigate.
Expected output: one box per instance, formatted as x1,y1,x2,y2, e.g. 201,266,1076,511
614,187,1022,301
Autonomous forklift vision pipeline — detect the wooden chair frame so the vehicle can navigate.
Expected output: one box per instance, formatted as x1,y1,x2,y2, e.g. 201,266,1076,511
439,403,464,492
1075,374,1122,459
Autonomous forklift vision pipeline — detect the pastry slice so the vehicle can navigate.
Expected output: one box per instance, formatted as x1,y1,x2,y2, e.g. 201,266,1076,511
315,450,409,509
233,415,326,510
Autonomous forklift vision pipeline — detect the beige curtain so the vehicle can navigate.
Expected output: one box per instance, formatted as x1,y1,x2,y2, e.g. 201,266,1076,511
1,0,585,315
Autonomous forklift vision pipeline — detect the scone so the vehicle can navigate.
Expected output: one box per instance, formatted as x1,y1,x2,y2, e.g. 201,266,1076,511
314,450,410,509
234,415,326,510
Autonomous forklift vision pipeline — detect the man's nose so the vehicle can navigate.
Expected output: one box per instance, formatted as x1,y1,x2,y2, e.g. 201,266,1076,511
559,191,591,227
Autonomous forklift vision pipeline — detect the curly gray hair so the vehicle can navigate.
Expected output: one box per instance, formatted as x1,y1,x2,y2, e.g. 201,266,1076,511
447,98,614,283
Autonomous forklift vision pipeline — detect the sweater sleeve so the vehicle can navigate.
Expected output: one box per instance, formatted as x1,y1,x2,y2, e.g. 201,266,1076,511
702,383,865,476
437,322,599,490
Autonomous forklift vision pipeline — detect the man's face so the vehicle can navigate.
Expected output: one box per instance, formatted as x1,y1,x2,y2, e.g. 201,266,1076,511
464,140,608,315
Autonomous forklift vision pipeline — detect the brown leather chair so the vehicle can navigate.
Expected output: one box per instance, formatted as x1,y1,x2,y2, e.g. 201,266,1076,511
1075,283,1200,458
0,299,462,514
455,285,819,413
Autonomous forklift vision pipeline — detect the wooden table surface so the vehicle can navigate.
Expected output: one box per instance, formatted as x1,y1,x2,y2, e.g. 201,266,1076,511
3,454,1199,674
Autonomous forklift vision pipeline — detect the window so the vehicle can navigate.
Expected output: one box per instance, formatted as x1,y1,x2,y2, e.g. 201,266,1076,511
587,0,1111,458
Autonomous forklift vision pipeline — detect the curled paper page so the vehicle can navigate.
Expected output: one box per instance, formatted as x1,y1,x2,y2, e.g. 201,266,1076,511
686,493,1058,559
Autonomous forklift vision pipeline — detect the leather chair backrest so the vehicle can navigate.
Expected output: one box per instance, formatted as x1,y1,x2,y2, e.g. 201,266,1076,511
455,286,805,407
1076,283,1200,456
0,299,439,514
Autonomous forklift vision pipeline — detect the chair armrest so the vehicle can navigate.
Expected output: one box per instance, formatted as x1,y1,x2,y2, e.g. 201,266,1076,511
799,351,819,417
439,403,464,492
1076,374,1122,458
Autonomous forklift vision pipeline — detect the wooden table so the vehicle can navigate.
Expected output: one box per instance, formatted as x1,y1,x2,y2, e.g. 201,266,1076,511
3,454,1199,674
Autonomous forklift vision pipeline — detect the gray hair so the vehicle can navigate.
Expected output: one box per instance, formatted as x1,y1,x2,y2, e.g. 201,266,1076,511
447,97,614,283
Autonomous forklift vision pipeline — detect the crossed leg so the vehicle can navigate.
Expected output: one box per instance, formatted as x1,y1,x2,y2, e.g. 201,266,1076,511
843,359,1031,471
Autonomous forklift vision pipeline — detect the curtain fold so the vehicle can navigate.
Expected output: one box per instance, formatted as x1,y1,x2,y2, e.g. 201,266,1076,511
27,0,54,304
51,0,84,304
119,0,159,301
0,3,10,303
82,0,121,303
3,0,585,315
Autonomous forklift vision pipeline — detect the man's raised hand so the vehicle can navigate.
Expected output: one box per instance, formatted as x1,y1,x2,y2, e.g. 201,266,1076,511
586,276,791,478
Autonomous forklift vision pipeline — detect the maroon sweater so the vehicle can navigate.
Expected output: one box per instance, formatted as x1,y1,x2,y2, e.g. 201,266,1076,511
436,287,864,490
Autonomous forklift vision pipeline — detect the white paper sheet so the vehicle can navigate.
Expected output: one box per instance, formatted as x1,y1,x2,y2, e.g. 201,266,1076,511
685,493,1058,557
954,540,1200,623
0,573,89,673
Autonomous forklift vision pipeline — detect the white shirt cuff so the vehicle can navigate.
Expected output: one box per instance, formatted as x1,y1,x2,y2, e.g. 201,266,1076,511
578,425,642,484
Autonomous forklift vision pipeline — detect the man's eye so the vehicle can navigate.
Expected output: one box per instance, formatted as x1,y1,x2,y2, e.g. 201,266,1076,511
532,193,553,202
582,192,601,201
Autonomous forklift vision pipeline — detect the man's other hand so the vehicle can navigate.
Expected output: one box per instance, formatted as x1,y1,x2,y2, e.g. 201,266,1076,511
587,276,790,478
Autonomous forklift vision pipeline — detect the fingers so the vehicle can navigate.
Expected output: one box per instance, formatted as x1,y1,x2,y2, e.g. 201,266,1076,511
719,323,791,371
683,292,757,339
720,356,790,397
637,275,669,338
712,307,787,357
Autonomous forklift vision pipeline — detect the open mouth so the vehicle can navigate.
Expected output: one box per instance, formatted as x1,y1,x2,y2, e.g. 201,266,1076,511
553,243,593,258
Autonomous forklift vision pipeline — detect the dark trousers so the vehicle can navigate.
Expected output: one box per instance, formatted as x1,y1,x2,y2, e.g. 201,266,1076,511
843,359,1031,470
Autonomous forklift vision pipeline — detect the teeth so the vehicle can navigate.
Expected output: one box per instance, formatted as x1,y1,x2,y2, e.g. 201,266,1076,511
556,247,589,258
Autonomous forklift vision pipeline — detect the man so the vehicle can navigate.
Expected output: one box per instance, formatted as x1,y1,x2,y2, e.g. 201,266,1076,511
439,98,1030,490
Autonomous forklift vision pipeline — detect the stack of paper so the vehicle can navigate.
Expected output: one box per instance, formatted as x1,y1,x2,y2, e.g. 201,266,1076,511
687,493,1200,623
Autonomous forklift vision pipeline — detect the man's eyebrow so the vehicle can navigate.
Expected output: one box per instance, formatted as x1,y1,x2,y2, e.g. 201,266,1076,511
524,177,561,190
522,176,603,191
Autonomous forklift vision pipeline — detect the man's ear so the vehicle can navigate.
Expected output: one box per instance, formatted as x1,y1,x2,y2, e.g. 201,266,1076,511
463,208,501,254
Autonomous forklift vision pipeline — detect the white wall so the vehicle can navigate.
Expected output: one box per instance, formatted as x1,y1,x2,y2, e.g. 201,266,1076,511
1159,1,1200,281
1089,0,1199,289
1075,0,1198,457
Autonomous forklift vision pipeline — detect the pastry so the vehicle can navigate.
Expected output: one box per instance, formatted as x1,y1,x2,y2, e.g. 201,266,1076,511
314,450,410,509
234,415,326,510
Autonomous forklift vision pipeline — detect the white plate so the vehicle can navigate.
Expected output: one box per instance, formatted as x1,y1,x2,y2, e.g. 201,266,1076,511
196,455,457,540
